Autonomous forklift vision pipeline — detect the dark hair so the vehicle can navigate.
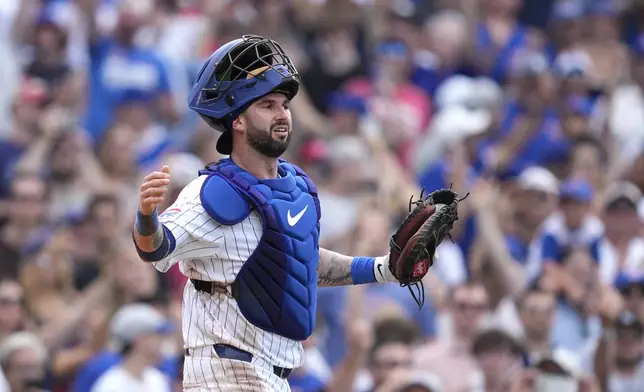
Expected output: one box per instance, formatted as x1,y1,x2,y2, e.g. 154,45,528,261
372,317,420,345
517,286,553,310
471,329,525,358
368,317,419,364
86,193,119,220
570,133,608,166
446,280,486,303
119,341,133,357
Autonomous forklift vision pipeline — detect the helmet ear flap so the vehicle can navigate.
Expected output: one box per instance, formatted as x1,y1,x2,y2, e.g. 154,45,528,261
225,94,236,107
199,114,226,133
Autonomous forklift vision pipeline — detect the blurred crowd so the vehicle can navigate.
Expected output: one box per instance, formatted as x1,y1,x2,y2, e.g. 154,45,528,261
2,0,644,391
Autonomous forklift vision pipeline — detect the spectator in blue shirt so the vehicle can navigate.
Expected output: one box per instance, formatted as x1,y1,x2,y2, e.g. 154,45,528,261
511,166,560,265
546,0,586,54
526,178,604,283
78,0,178,143
478,50,571,177
615,272,644,322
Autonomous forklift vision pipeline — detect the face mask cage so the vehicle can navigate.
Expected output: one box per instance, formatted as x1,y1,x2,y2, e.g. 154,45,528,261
201,35,299,103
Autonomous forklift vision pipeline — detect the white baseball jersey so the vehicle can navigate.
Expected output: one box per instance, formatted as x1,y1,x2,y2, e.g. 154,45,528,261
153,175,302,390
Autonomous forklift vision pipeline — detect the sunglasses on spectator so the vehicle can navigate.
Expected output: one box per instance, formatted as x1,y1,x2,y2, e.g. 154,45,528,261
454,301,488,312
616,328,644,341
373,359,412,369
524,305,555,314
619,284,644,297
12,193,43,203
0,297,23,307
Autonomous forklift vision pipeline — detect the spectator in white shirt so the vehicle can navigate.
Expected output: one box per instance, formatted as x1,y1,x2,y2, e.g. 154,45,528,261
526,178,604,284
598,182,644,284
594,311,644,392
91,303,174,392
0,331,50,392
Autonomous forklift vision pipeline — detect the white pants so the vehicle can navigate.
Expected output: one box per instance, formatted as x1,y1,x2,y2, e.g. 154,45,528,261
182,346,291,392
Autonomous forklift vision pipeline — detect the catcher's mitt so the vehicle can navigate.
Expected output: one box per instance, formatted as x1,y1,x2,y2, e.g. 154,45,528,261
389,188,464,308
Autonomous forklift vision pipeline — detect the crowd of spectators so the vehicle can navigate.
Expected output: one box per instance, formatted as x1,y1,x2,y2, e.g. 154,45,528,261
2,0,644,391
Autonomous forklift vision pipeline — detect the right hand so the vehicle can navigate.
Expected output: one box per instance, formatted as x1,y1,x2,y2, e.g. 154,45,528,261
139,166,171,216
346,318,373,355
469,180,499,212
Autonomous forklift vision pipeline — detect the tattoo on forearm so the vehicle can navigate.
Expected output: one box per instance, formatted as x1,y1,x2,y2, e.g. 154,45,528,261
151,226,164,249
317,249,353,286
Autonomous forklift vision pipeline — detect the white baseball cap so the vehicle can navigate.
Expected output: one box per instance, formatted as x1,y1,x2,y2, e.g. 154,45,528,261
534,349,582,377
517,166,559,195
399,371,443,392
604,181,642,209
109,303,174,348
430,106,492,141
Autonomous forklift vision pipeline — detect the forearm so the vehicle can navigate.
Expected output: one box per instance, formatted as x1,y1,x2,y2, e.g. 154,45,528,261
476,210,527,296
132,226,165,252
317,248,353,286
39,277,112,350
132,209,175,262
325,350,366,392
317,248,397,287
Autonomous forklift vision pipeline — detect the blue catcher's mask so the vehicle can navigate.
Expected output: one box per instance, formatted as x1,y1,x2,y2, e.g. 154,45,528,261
188,35,300,155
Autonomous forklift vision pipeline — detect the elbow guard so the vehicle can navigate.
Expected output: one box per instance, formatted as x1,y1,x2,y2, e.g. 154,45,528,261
134,225,176,262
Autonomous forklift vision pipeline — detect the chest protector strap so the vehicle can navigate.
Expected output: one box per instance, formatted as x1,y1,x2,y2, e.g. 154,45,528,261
198,158,321,341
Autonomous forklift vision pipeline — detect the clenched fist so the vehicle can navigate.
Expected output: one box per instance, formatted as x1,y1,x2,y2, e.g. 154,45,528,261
139,166,171,216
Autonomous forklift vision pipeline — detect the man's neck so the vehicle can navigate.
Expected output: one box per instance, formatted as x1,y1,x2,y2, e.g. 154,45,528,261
451,330,473,350
525,335,551,355
606,234,632,250
121,354,149,379
514,221,536,243
231,148,279,179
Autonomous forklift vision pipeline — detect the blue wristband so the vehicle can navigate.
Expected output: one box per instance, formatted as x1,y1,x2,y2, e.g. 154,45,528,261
136,208,160,236
350,256,376,285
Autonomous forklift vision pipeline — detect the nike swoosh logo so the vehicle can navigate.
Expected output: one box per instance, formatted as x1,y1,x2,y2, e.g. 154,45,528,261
287,205,309,227
376,263,385,282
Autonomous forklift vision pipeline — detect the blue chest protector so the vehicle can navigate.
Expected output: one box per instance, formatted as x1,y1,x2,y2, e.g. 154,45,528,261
198,158,321,341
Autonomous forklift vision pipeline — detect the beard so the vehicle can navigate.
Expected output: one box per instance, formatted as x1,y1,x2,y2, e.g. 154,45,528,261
50,167,77,183
246,123,291,158
615,354,643,370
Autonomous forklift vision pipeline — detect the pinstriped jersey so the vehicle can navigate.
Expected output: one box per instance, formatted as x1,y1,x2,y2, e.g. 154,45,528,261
153,175,304,369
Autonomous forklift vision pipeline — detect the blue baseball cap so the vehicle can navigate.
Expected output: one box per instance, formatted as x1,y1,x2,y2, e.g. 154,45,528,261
633,35,644,57
615,272,644,289
375,40,410,59
551,0,586,20
117,89,155,106
328,93,366,115
566,96,594,117
559,179,594,202
587,0,621,16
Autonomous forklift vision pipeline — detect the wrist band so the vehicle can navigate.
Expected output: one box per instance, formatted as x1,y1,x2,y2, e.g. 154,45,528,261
351,257,376,285
136,208,160,236
373,255,397,283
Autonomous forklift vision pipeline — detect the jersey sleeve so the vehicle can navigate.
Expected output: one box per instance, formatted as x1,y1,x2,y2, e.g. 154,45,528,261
152,176,225,273
540,233,561,262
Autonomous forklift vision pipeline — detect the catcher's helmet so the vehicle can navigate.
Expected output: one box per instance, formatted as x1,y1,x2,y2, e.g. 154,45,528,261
188,35,300,155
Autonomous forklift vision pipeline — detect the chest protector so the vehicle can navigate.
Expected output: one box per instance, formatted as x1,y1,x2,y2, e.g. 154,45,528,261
198,158,321,341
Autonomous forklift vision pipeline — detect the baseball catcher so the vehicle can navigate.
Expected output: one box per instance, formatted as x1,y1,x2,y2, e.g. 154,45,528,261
132,34,462,391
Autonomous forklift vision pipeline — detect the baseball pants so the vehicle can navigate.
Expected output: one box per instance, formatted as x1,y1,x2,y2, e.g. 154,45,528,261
182,346,291,392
